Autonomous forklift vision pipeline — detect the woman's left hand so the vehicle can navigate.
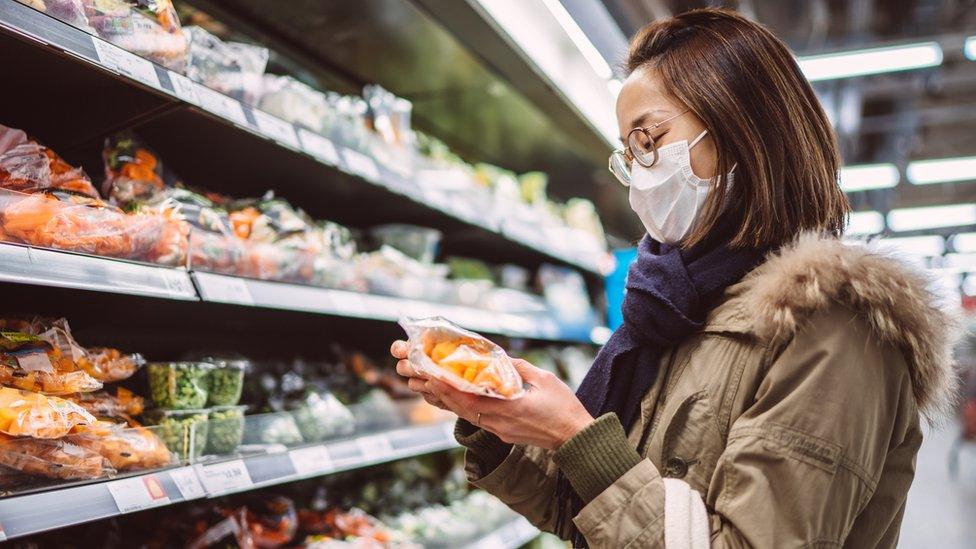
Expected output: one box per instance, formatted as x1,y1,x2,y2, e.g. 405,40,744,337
425,359,595,451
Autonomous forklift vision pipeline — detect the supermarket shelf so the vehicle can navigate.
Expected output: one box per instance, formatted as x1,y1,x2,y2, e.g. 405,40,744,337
191,271,600,343
0,243,197,301
0,0,605,278
0,421,458,541
464,516,541,549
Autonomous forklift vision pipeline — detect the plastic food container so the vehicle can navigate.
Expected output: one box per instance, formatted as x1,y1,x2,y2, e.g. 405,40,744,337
143,408,210,461
206,405,247,455
242,412,304,446
205,359,247,406
371,224,442,264
147,362,214,409
288,392,355,443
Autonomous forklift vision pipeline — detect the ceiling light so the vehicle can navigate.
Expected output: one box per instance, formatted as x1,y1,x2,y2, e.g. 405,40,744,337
966,36,976,61
540,0,613,79
798,41,942,82
840,163,899,192
950,232,976,253
907,156,976,185
876,235,945,256
887,204,976,232
847,211,884,235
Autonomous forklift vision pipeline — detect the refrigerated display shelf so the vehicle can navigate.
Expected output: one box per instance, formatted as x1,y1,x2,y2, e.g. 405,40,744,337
463,516,541,549
0,0,605,278
0,421,458,541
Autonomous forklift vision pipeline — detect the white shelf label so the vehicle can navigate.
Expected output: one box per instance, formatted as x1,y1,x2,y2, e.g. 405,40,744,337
196,460,253,496
298,128,340,165
92,38,161,88
194,84,248,126
253,110,300,149
169,72,200,106
107,475,170,513
288,445,334,476
201,276,254,305
160,271,194,295
341,148,381,181
328,290,366,316
170,467,206,500
356,434,394,461
15,351,54,373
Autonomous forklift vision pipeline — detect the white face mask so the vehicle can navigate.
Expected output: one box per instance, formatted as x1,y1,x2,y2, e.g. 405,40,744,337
628,130,726,245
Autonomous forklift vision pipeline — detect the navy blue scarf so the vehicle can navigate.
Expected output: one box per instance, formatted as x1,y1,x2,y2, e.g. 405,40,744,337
556,219,767,546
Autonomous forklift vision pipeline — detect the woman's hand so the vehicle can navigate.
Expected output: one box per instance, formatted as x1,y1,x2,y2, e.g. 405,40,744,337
390,340,593,450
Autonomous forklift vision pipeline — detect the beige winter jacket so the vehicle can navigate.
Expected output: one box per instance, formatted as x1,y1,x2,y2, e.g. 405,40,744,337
459,235,959,548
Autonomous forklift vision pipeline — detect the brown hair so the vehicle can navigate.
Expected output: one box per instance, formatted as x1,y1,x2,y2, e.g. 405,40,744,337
627,8,850,248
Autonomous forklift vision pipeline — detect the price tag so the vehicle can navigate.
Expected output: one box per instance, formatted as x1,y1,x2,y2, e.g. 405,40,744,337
160,272,193,296
169,72,200,106
92,38,160,88
194,84,248,126
253,110,301,149
421,187,451,212
297,128,341,166
169,467,206,500
327,290,366,316
14,351,54,373
356,434,394,462
288,445,334,476
107,475,170,513
196,460,253,496
341,148,381,181
201,276,254,305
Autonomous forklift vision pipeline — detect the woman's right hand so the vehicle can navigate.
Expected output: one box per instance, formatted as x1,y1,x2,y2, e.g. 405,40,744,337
390,340,447,410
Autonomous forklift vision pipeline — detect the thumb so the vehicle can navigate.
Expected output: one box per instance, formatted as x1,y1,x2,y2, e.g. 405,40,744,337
511,358,546,384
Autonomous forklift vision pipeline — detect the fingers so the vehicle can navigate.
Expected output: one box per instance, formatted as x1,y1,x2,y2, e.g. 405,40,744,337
390,340,408,359
421,392,445,409
396,359,421,378
407,377,429,394
511,358,550,385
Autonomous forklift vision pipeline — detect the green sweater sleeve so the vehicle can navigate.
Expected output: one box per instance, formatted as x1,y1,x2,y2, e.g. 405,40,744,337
454,419,513,474
553,412,643,502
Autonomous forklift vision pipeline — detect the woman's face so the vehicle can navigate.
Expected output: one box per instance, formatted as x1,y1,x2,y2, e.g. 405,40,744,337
616,66,718,179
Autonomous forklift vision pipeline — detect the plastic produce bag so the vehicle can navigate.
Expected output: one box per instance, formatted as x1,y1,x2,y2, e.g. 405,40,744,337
79,347,146,382
0,387,96,438
398,317,524,399
0,123,101,199
16,0,93,32
0,433,111,479
185,25,268,105
259,74,333,133
67,420,172,471
0,330,103,395
102,133,168,207
81,0,188,71
67,386,145,419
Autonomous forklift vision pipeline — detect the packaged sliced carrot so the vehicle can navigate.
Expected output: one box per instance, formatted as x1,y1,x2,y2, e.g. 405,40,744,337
398,317,524,399
0,387,96,438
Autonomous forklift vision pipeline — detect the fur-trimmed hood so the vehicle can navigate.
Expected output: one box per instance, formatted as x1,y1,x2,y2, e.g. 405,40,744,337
730,234,960,420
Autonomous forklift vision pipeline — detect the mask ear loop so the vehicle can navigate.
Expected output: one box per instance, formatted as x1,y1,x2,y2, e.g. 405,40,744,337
689,129,708,149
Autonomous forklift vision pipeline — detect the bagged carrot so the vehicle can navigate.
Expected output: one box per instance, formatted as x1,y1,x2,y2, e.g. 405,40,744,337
398,317,524,399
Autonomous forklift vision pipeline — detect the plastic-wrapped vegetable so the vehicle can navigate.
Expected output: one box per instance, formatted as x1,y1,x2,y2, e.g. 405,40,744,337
288,391,354,442
0,387,96,438
146,362,213,409
242,412,303,445
67,420,172,470
0,124,100,199
0,330,103,395
399,317,524,399
185,25,268,105
79,347,145,382
0,433,111,479
102,133,167,208
206,404,245,454
143,408,209,460
67,386,145,419
81,0,188,71
258,75,334,133
16,0,92,31
205,358,246,406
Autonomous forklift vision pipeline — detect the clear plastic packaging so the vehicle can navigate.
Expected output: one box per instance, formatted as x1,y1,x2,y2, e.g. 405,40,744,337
258,75,333,132
242,411,303,446
0,387,97,438
206,404,245,454
146,361,214,409
398,317,524,399
184,26,268,105
79,347,145,382
288,391,354,443
0,433,111,480
66,386,145,419
371,225,441,264
67,420,172,471
82,0,188,72
0,330,103,395
16,0,93,32
0,124,101,199
142,408,210,460
101,133,167,207
204,358,246,406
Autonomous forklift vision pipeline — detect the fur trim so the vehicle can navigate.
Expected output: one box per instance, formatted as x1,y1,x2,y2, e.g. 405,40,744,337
739,233,960,421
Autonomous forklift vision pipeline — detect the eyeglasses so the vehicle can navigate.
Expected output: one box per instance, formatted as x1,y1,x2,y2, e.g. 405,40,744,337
608,110,689,187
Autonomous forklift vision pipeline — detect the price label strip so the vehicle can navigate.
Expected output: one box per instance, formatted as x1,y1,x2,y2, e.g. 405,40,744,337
253,110,301,149
195,460,254,496
168,71,201,106
107,474,171,513
288,445,334,476
341,148,381,181
193,83,249,126
297,128,341,166
199,275,254,306
356,434,395,462
92,38,161,89
327,290,366,317
169,467,206,500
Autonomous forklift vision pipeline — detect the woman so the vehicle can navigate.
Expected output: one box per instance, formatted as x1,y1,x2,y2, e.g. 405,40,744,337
392,8,958,548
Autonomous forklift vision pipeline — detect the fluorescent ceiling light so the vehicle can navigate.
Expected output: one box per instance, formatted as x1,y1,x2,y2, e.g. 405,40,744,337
877,235,945,256
840,163,899,192
540,0,613,79
887,204,976,232
907,156,976,185
950,232,976,253
798,41,942,82
946,253,976,273
847,211,884,235
966,36,976,61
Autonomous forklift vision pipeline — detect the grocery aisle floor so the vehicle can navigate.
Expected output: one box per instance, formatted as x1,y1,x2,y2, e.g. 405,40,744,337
899,422,976,548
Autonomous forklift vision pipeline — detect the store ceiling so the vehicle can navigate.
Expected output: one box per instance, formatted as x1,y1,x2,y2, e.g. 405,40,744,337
600,0,976,221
